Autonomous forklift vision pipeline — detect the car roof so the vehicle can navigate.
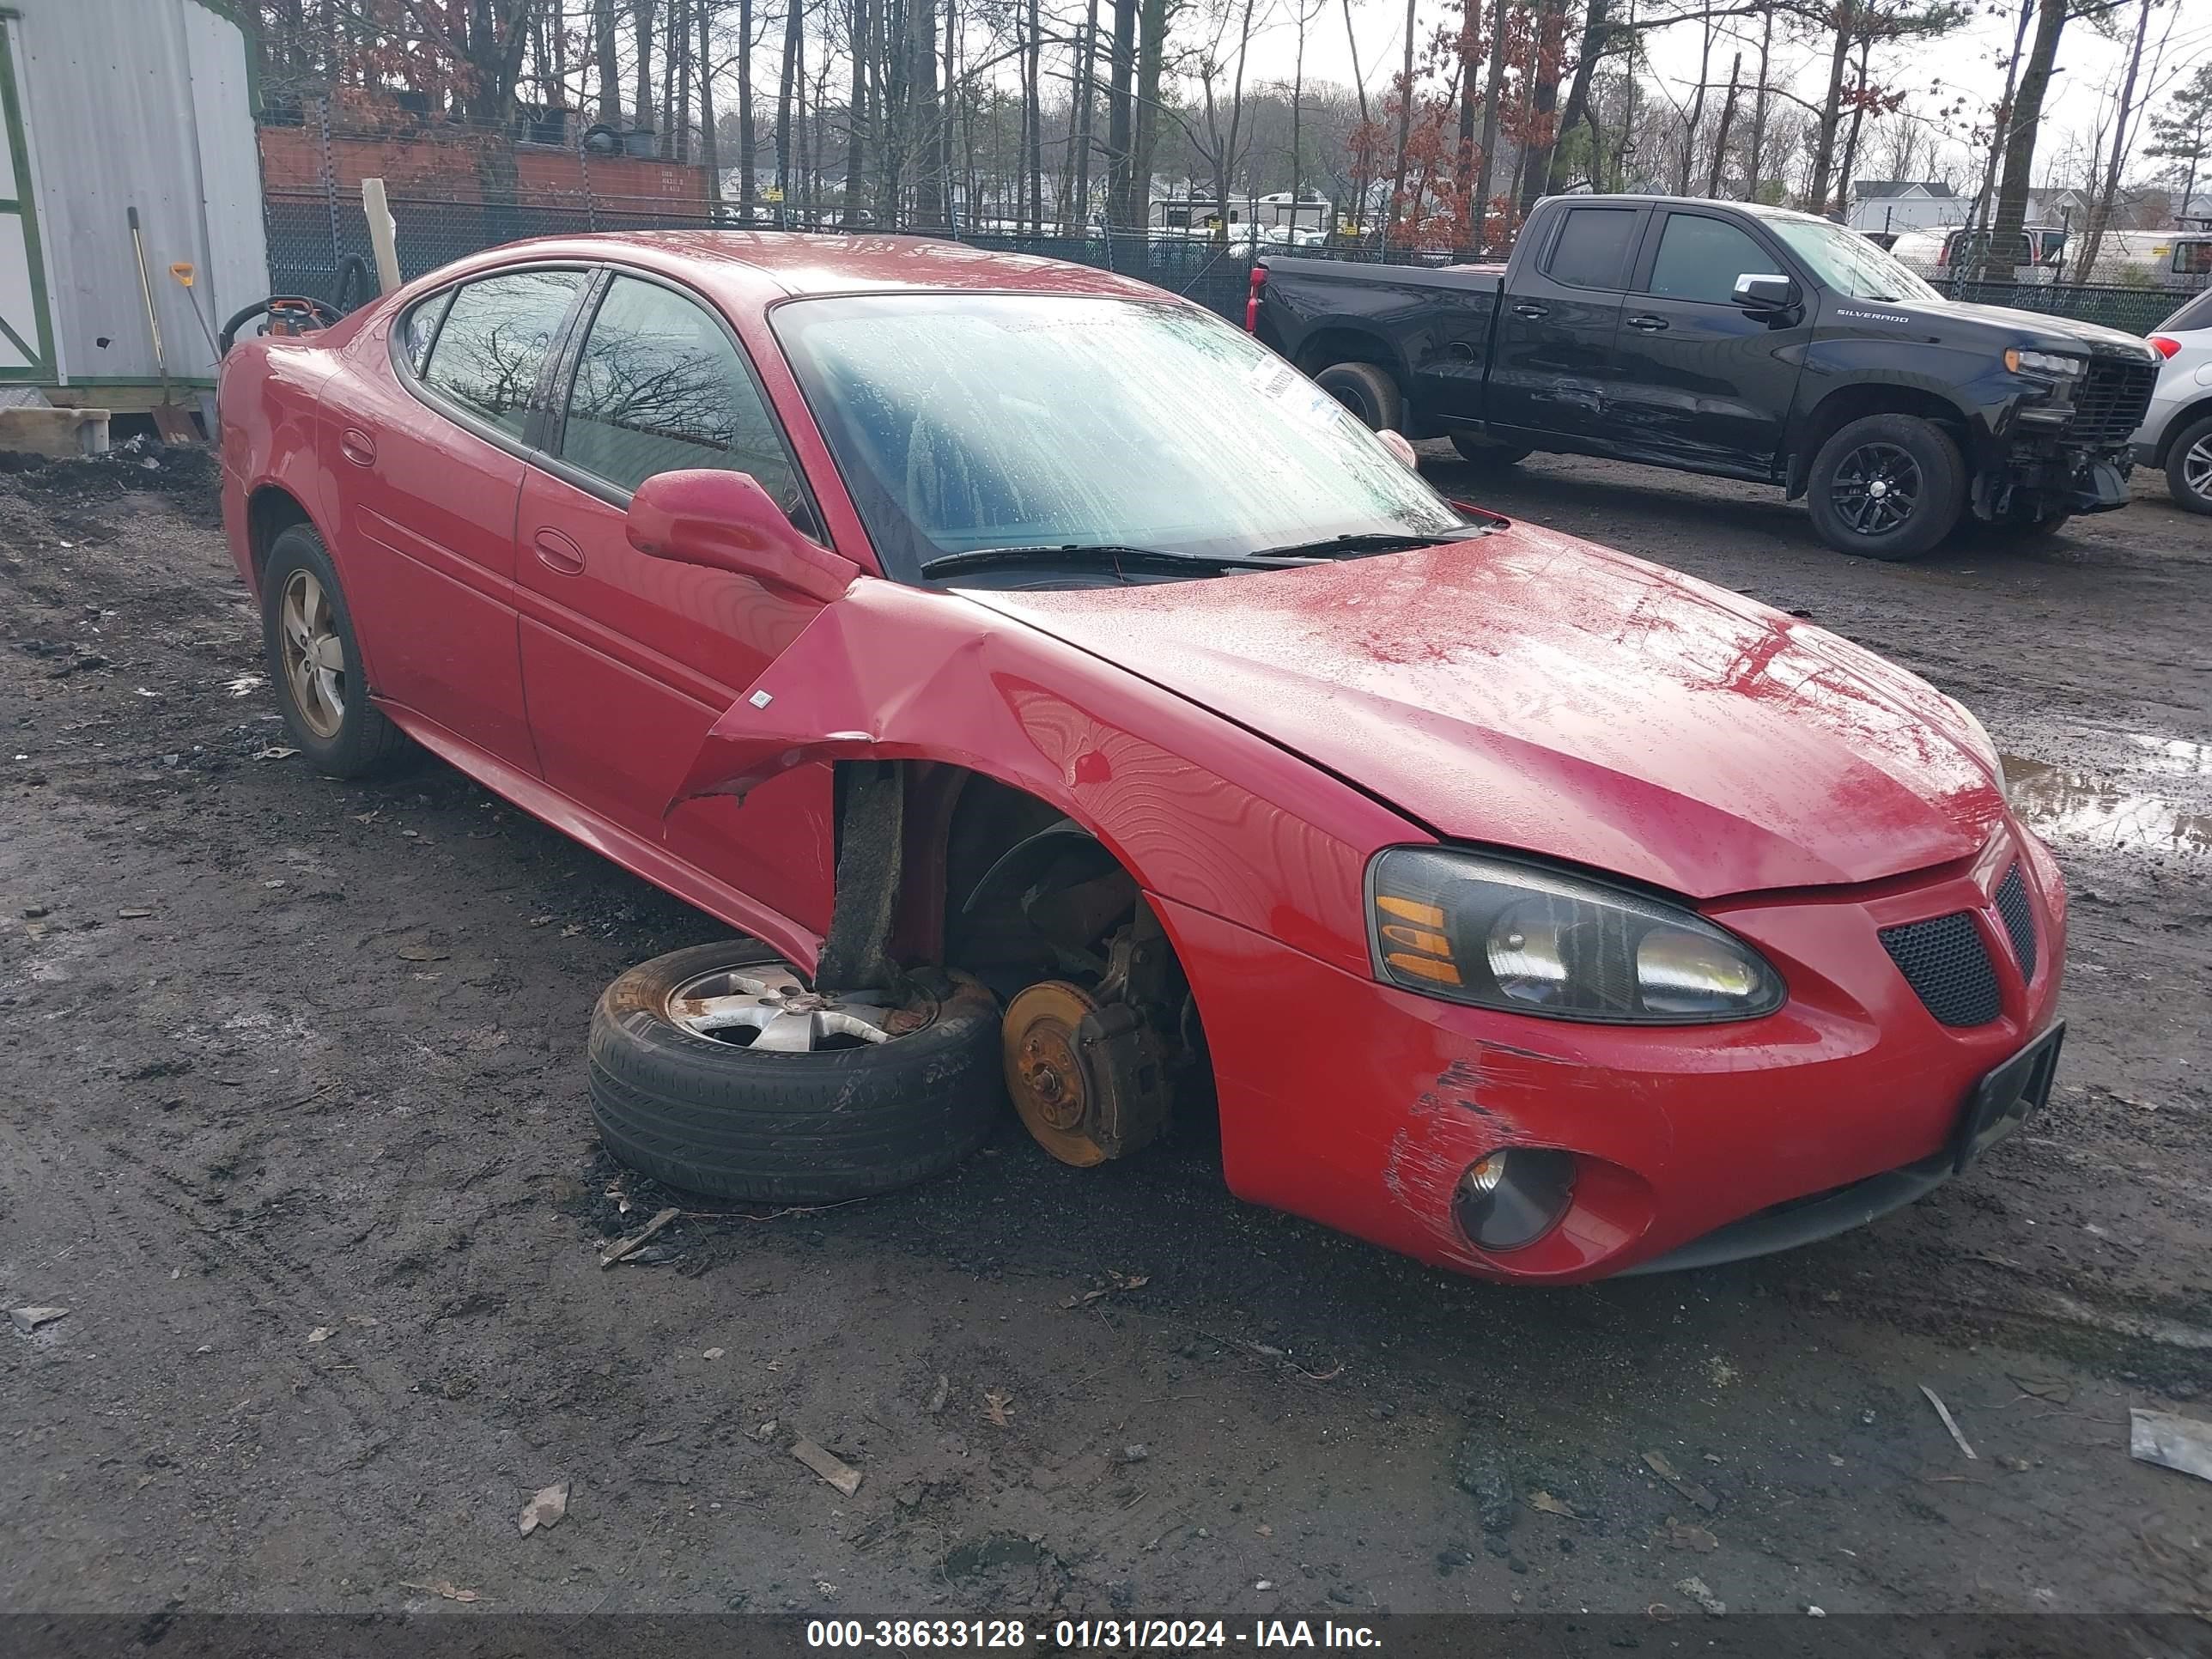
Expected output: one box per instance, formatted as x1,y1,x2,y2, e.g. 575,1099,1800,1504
428,230,1176,312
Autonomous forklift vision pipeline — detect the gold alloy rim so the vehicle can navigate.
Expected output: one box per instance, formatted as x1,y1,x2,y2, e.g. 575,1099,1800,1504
278,569,346,740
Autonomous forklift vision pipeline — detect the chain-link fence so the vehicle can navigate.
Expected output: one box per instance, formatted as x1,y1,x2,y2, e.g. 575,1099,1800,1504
263,171,2186,340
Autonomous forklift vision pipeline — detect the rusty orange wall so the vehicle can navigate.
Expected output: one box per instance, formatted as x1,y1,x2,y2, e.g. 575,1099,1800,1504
258,127,709,207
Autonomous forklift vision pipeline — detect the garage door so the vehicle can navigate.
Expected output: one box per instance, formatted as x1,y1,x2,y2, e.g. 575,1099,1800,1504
0,18,52,380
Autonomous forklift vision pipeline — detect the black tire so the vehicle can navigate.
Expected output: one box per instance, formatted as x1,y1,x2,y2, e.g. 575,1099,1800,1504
2166,415,2212,515
1314,361,1403,432
1449,432,1533,470
259,525,409,776
1806,413,1966,561
588,939,1004,1204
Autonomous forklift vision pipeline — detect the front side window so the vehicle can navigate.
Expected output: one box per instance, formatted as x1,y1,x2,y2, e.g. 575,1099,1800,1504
1769,216,1941,303
560,275,808,526
1646,215,1779,304
1546,208,1641,290
770,293,1468,581
420,270,583,437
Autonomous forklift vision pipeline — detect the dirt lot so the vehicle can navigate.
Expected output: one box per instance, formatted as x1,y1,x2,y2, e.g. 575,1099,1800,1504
3,444,2210,1625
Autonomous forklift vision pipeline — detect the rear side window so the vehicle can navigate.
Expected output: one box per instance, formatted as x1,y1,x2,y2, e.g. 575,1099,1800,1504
2174,241,2212,277
558,274,810,526
398,290,451,376
420,269,584,439
1645,214,1778,303
2162,287,2212,332
1546,208,1640,290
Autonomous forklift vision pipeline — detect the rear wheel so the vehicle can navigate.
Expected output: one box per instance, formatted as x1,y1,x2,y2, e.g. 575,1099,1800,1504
1314,361,1403,432
1806,414,1966,561
2166,415,2212,515
259,525,409,776
1449,433,1533,470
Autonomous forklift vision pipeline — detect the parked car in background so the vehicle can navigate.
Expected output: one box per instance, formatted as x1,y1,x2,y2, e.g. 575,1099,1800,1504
218,232,2065,1284
2135,288,2212,514
1253,194,2162,558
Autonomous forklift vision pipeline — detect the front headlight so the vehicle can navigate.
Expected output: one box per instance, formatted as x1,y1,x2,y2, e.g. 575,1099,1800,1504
1369,848,1785,1024
2004,348,2086,379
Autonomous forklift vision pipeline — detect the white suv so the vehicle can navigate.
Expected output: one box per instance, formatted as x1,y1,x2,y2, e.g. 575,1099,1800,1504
2134,289,2212,514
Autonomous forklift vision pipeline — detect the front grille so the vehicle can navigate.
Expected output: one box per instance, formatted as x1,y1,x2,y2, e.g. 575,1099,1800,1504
2068,358,2158,446
1880,911,2001,1026
1994,862,2039,981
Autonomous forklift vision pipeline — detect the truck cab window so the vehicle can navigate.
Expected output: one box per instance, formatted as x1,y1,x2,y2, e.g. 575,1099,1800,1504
1546,209,1640,289
1647,215,1777,304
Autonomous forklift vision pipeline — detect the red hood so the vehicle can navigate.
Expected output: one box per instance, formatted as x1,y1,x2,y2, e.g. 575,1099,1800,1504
963,521,2006,898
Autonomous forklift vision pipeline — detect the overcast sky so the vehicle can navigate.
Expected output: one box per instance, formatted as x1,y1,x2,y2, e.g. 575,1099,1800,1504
1220,0,2212,187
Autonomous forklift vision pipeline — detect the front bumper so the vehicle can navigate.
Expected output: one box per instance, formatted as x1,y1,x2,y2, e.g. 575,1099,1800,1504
1158,821,2066,1284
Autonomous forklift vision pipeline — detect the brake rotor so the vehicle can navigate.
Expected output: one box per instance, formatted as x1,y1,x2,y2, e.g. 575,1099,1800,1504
1002,980,1109,1168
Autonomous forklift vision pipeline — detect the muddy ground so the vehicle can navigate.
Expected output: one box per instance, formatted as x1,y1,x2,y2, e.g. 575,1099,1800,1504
2,444,2209,1625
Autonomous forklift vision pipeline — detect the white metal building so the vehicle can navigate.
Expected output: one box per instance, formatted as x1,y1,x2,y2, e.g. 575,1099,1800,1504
0,0,268,400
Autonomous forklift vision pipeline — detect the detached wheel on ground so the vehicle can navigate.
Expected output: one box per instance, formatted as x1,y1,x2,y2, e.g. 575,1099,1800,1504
1806,414,1966,560
2167,415,2212,515
1314,362,1402,432
588,939,1004,1204
1449,432,1533,471
259,524,409,776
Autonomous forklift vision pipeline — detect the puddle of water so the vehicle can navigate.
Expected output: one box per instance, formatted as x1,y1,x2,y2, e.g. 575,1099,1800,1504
2001,753,2212,856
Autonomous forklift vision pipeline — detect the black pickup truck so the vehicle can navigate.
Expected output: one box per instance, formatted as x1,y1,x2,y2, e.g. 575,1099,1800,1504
1251,194,2162,558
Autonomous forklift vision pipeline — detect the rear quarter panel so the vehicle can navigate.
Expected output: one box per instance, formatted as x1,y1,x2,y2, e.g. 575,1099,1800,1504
218,335,343,598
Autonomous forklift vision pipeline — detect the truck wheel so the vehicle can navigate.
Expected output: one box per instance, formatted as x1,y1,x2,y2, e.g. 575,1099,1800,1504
588,940,1004,1205
2166,415,2212,515
1807,415,1965,561
1449,433,1533,470
1315,362,1403,432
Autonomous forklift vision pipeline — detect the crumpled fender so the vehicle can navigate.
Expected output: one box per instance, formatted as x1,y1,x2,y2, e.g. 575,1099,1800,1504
665,576,1423,983
668,580,1060,811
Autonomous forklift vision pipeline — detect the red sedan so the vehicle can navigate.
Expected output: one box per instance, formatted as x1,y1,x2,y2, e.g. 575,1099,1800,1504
217,234,2065,1282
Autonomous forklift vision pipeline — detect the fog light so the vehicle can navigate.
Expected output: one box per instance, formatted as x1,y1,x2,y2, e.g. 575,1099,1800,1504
1455,1148,1577,1252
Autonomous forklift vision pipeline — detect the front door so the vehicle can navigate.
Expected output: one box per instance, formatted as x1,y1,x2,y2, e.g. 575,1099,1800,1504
330,265,589,768
514,270,836,935
1486,201,1646,442
1604,209,1808,477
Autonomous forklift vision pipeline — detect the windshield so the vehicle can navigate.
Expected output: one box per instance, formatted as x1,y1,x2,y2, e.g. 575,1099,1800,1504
769,293,1468,581
1766,216,1943,304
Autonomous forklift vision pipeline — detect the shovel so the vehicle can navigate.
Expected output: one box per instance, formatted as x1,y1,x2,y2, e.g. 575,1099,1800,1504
128,207,198,443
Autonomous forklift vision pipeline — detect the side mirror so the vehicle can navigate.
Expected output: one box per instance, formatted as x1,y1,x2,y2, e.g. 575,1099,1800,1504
625,469,858,604
1733,273,1797,312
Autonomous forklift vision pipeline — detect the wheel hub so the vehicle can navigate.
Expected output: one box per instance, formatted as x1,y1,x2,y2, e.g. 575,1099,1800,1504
1003,981,1109,1166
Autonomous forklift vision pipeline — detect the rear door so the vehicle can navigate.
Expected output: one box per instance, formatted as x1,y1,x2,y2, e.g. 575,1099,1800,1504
513,269,836,935
1603,209,1808,478
1485,202,1646,441
332,265,588,767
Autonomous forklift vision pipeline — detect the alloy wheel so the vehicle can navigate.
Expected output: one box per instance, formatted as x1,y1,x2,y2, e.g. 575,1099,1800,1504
2185,434,2212,506
667,958,930,1053
1831,441,1923,537
278,568,346,739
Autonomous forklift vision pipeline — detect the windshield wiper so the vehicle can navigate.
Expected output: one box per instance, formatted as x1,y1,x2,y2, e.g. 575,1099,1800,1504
921,543,1306,579
1249,529,1486,560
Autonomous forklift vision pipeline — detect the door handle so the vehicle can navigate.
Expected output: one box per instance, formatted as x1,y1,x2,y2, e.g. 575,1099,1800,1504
1626,314,1668,332
1446,340,1478,362
532,527,586,575
1511,302,1548,320
338,428,377,467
